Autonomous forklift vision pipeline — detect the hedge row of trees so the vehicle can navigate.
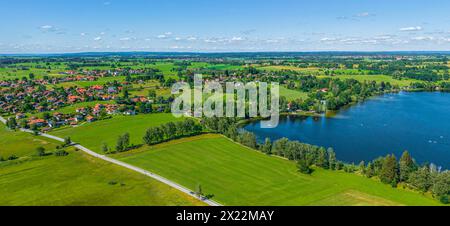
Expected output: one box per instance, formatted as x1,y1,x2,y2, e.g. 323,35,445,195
361,151,449,203
143,119,203,145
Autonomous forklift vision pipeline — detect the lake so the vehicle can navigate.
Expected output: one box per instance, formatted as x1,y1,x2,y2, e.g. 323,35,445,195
245,92,450,169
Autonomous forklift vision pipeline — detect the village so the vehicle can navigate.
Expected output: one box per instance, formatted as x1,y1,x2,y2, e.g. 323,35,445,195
0,68,170,132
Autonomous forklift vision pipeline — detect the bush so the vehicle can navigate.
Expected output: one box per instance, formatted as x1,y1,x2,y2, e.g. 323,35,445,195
36,147,46,156
439,196,449,204
54,150,69,157
8,155,18,161
297,159,313,175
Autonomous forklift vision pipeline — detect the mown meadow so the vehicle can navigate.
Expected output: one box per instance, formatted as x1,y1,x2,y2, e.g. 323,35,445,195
115,134,443,206
0,121,203,206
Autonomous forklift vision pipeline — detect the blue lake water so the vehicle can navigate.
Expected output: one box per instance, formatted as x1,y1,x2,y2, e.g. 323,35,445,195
245,92,450,169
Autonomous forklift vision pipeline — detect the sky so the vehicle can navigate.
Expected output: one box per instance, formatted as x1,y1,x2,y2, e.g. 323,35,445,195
1,0,450,53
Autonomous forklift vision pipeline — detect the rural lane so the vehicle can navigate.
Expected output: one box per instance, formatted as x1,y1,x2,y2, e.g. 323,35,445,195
0,116,221,206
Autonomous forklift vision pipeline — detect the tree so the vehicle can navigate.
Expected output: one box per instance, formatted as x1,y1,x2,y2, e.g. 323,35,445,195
272,138,289,157
316,147,329,169
64,137,72,146
101,143,109,153
432,172,449,203
328,148,337,170
36,147,46,156
297,159,313,174
365,162,375,178
225,125,238,141
409,166,432,193
399,151,416,182
379,154,400,187
122,133,130,149
196,184,203,198
143,127,163,145
115,136,124,152
122,87,129,98
238,132,257,149
358,161,366,174
261,138,272,155
6,117,17,129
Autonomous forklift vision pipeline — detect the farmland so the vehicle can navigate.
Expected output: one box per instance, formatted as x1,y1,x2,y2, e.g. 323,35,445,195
116,134,442,206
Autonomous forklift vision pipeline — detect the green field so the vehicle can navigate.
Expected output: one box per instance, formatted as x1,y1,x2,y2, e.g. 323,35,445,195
0,149,203,206
116,134,443,206
258,65,321,73
50,113,183,153
0,121,203,206
0,124,59,158
318,75,418,87
279,86,309,101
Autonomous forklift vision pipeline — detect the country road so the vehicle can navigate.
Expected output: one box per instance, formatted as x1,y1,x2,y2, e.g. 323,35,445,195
0,116,221,206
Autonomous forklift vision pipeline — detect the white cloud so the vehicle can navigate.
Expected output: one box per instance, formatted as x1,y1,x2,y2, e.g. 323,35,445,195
400,26,423,32
40,25,53,30
187,36,197,41
94,36,102,41
232,37,244,41
320,37,337,42
411,36,434,41
119,37,135,41
80,33,86,36
355,12,374,17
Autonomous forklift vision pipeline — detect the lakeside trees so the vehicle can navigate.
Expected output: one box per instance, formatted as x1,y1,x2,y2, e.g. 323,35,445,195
143,119,202,145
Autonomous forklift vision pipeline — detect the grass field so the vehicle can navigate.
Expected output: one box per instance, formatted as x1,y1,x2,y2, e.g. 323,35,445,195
116,134,443,206
47,76,126,88
258,65,321,73
317,75,418,87
50,113,183,153
0,149,203,206
0,121,203,206
0,124,59,158
279,86,309,101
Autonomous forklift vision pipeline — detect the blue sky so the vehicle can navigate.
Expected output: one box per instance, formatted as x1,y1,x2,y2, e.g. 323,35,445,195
1,0,450,53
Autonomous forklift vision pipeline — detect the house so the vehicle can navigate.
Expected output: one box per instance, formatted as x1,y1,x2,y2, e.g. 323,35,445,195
29,119,47,127
15,113,25,120
75,115,84,122
86,115,96,123
123,110,136,115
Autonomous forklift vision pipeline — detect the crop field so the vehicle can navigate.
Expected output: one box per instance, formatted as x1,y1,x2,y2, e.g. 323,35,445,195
116,134,443,206
50,113,183,153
